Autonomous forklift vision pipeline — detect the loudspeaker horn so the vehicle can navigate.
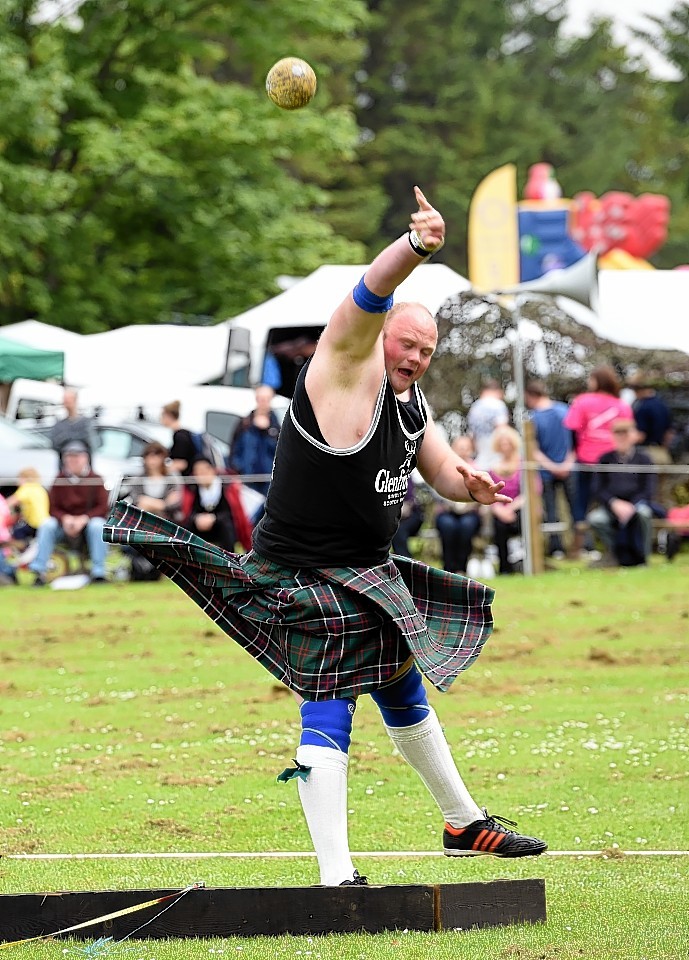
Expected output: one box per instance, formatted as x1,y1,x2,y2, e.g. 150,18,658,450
492,251,599,310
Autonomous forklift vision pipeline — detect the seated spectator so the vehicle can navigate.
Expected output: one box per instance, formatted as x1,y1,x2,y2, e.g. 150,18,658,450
229,384,281,524
435,436,482,574
119,442,182,521
391,477,425,558
6,467,50,543
28,441,110,586
182,457,252,553
489,426,526,575
587,418,655,568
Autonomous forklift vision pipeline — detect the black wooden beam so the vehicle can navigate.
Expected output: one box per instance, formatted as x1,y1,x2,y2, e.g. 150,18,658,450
437,879,547,931
0,880,545,941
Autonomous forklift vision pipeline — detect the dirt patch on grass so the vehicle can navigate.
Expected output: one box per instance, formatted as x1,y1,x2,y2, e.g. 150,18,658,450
1,826,42,855
160,774,227,787
487,642,537,661
146,818,197,836
588,646,684,667
244,684,292,703
0,730,30,743
21,782,90,799
114,757,159,770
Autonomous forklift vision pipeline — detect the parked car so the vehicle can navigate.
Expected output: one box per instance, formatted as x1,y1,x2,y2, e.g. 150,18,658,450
5,378,289,448
0,415,58,497
0,415,183,503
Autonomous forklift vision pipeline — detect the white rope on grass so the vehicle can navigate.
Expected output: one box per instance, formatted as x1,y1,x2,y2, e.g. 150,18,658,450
4,850,689,860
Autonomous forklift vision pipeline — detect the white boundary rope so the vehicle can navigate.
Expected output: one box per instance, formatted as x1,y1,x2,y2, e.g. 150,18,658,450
4,850,688,860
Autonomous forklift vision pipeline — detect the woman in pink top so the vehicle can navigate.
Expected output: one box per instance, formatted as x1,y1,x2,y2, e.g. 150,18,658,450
564,365,633,548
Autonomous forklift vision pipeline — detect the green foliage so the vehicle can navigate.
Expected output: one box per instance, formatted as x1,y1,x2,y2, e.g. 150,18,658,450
356,0,689,272
0,0,369,331
1,0,689,333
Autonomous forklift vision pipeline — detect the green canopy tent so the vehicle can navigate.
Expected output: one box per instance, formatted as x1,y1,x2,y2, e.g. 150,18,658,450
0,336,64,381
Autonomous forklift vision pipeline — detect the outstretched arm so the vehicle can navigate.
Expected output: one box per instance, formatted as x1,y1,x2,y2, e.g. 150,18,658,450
417,418,512,505
315,187,445,368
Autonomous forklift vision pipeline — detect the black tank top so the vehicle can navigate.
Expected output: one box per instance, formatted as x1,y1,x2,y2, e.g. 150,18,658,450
253,361,428,567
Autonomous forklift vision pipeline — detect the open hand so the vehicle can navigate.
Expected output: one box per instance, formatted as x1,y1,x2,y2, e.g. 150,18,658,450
456,463,513,505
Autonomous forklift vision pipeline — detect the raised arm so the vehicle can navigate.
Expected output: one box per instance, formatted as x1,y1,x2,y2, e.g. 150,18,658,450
311,187,445,375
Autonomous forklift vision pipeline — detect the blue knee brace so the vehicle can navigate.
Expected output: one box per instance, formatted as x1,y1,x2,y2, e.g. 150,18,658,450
370,665,429,727
299,698,356,753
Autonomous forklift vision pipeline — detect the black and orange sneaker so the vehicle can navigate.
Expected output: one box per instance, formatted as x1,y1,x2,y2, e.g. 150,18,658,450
443,809,547,858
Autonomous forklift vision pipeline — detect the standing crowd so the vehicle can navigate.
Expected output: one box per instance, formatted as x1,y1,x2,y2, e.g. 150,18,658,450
425,366,681,576
0,364,685,587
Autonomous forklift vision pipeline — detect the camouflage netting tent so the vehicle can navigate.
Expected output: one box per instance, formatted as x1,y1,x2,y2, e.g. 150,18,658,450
424,292,689,444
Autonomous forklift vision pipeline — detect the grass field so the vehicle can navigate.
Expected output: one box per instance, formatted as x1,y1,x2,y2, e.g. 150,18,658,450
1,555,688,958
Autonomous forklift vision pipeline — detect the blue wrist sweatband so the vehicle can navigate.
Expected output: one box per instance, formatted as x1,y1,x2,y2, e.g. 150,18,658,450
352,275,394,314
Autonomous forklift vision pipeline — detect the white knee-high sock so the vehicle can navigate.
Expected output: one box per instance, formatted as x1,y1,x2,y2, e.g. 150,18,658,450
295,744,356,885
383,708,483,828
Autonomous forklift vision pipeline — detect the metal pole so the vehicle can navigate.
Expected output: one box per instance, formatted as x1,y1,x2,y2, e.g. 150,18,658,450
510,295,534,576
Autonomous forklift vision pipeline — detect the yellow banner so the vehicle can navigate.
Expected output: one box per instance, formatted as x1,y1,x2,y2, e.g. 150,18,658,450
468,163,520,291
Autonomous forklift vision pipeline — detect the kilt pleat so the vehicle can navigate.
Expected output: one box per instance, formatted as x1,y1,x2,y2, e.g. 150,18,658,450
103,501,494,700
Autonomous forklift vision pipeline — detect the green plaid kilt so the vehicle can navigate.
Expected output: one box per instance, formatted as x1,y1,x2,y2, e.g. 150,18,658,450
104,501,494,700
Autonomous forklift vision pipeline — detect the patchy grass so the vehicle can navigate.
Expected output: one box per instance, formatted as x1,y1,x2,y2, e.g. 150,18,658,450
1,556,688,958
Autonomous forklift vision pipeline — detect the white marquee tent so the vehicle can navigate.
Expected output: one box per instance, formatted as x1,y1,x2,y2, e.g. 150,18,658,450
0,264,472,389
2,265,687,391
227,263,474,383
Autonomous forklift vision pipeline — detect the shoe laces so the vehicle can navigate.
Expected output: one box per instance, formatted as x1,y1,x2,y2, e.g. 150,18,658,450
480,808,518,832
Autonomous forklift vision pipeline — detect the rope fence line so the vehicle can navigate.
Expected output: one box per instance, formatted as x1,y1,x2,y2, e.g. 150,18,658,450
4,849,689,860
1,461,689,486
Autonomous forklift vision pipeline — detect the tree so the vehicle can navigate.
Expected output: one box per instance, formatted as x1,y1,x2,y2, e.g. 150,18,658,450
0,0,370,331
355,0,688,273
633,2,689,268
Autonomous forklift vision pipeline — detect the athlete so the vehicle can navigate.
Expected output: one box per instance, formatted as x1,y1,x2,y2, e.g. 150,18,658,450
104,187,547,884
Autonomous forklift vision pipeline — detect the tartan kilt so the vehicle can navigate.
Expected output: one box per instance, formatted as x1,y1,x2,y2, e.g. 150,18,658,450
103,501,495,701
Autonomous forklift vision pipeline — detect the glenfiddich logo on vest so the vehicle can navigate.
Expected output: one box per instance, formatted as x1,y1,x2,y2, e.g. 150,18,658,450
375,440,416,506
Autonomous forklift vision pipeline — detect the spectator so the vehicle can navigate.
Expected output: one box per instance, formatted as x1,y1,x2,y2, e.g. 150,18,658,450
467,379,509,470
28,441,110,586
524,381,575,559
627,372,675,508
489,426,527,575
587,418,655,567
435,436,482,574
119,442,182,521
182,457,252,553
563,365,633,557
6,467,50,543
49,387,96,462
0,493,16,585
391,477,425,558
229,384,281,523
160,401,197,477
